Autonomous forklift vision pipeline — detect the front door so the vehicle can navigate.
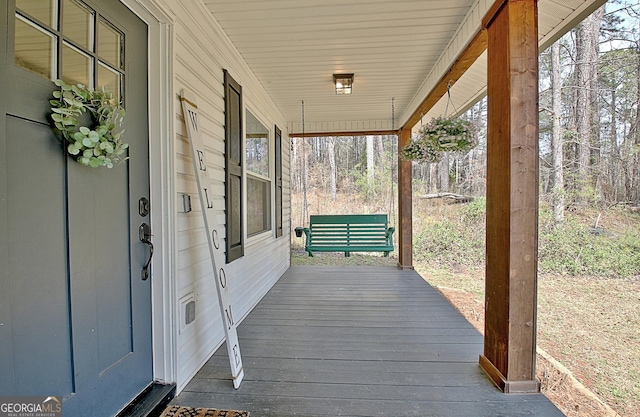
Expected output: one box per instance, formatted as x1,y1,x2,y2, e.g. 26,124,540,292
0,1,152,416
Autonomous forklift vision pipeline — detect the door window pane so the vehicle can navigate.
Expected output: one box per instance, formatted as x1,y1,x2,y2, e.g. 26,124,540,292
16,0,57,28
62,0,93,50
13,0,126,91
62,42,91,86
98,63,120,101
14,16,55,79
98,19,122,69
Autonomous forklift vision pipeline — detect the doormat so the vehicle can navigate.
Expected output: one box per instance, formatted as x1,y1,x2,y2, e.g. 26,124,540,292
159,406,249,417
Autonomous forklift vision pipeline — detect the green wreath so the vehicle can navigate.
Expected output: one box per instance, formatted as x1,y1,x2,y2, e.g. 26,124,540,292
50,79,128,168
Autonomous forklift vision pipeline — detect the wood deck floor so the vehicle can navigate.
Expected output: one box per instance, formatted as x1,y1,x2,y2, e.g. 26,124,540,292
171,266,564,417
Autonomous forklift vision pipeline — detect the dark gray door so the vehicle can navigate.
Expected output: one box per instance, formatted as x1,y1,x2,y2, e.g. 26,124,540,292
0,1,152,416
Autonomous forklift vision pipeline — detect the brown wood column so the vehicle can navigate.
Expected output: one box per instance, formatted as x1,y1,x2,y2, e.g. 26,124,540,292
480,0,540,393
397,127,413,270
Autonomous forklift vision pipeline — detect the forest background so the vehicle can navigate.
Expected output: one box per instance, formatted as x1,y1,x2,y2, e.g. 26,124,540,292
289,2,640,416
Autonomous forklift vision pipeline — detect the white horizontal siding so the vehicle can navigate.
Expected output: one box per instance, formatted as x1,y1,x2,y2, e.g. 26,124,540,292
152,0,291,392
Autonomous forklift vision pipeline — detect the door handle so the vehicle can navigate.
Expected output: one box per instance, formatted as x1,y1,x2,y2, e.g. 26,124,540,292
139,223,154,281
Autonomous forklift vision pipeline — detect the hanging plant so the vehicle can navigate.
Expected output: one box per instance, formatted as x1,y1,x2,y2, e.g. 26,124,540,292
401,115,478,164
50,79,128,168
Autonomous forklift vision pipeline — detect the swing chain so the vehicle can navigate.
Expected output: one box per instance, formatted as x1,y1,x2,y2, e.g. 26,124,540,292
444,80,459,117
391,97,395,131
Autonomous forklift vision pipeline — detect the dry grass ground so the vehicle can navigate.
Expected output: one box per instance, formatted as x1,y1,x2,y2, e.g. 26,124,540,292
433,282,622,417
538,274,640,415
413,266,640,417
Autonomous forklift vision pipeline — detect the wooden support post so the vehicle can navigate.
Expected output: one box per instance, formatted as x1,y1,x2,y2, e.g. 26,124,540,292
397,127,413,270
480,0,540,393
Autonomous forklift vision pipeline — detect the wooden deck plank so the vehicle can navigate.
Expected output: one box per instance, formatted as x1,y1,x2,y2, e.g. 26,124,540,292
236,331,481,345
183,379,542,403
171,266,564,417
219,337,482,351
174,392,563,417
238,325,481,338
213,346,481,363
198,364,492,387
200,357,485,376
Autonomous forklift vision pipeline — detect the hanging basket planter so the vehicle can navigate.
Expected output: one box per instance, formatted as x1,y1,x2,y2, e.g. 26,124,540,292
401,116,478,163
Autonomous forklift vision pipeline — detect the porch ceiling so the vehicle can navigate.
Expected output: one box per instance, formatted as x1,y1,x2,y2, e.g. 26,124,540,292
202,0,606,135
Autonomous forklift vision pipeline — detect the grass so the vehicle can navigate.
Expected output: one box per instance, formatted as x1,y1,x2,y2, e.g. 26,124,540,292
538,207,640,277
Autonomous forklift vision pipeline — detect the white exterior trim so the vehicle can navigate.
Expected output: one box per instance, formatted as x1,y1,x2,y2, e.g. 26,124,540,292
120,0,177,385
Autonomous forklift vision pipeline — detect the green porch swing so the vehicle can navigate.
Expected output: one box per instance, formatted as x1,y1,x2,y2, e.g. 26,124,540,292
294,99,397,257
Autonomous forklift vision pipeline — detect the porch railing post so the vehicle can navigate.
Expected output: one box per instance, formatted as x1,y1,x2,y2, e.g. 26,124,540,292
397,127,413,270
480,0,540,393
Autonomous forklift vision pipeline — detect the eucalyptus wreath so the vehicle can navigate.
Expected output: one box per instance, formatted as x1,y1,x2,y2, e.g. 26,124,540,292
401,116,478,163
50,79,128,168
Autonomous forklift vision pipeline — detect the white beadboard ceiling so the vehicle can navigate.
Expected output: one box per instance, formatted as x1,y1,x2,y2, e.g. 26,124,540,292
202,0,606,135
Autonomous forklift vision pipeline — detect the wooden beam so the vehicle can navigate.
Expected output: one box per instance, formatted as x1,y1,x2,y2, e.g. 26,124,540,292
289,130,397,138
482,0,509,28
397,127,413,270
402,29,488,131
480,0,540,394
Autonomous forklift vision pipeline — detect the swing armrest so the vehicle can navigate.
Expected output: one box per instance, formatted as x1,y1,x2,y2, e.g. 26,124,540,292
386,227,395,247
302,227,311,246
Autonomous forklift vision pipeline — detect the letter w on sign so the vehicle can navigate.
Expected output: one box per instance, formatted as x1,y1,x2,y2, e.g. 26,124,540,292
180,89,244,389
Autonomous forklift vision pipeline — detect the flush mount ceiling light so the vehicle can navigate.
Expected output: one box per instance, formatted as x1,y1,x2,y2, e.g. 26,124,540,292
333,73,354,95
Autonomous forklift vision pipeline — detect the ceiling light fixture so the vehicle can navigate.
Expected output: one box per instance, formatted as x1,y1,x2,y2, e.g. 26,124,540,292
333,73,354,95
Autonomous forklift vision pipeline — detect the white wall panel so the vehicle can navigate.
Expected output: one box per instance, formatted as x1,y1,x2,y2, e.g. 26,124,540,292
152,0,291,392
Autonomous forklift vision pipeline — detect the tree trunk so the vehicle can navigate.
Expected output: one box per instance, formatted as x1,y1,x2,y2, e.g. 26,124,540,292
591,8,604,202
429,163,437,193
421,192,474,203
633,18,640,204
574,7,602,200
609,87,619,202
327,137,337,199
438,153,450,192
366,135,375,194
376,135,385,160
551,41,565,224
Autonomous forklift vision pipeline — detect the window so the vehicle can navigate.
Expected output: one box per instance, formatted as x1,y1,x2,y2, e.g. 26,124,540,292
14,0,124,98
246,111,271,237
